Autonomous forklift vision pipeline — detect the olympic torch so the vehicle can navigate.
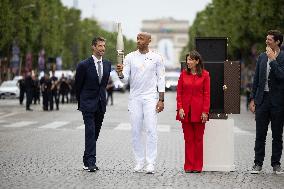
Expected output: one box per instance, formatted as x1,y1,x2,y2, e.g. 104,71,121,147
116,23,124,66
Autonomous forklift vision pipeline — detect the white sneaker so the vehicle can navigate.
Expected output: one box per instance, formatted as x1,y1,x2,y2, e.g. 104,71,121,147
145,164,155,174
134,164,144,173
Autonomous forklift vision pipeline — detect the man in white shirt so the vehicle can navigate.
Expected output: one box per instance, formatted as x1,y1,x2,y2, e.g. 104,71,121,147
116,32,165,174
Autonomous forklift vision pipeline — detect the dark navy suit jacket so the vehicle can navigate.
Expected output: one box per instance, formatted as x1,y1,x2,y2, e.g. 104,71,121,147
75,57,111,113
251,50,284,107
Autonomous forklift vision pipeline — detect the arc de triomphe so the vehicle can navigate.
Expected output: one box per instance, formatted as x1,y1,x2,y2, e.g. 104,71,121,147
141,18,189,68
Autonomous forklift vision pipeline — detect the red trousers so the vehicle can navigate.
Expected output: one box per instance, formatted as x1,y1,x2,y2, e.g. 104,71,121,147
182,122,205,171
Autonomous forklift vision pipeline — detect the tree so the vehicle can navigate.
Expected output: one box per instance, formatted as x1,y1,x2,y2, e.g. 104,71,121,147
0,0,136,75
184,0,284,64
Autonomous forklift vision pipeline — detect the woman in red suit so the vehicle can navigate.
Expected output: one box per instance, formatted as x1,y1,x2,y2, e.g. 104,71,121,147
176,50,210,173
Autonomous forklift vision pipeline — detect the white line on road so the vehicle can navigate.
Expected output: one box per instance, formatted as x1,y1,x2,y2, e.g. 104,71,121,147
114,123,171,132
0,112,19,119
3,121,37,128
233,126,252,135
76,125,85,129
39,121,69,129
114,123,131,130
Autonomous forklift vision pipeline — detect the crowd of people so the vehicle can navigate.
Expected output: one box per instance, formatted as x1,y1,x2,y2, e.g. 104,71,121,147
17,71,76,111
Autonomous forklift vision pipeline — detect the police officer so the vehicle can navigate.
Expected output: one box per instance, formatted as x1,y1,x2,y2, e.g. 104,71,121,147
25,72,34,111
33,74,40,105
59,74,70,104
51,71,59,110
17,76,25,105
41,72,52,111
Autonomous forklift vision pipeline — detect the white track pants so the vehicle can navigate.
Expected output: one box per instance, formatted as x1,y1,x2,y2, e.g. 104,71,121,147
128,97,158,165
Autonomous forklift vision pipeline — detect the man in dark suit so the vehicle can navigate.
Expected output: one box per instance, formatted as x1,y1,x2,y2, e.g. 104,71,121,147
249,30,284,174
75,37,111,172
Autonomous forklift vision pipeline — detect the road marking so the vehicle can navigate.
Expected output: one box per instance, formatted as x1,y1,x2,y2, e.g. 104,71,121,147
39,121,69,129
114,123,171,132
0,112,19,119
3,121,37,128
233,126,252,135
76,125,84,129
114,123,131,130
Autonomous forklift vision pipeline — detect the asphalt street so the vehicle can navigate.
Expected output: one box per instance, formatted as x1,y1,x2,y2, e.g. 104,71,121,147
0,92,283,189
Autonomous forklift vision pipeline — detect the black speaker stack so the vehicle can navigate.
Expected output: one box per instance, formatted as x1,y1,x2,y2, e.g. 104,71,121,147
195,37,228,119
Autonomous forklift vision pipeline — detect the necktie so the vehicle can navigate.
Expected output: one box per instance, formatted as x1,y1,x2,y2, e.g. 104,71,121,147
97,61,102,83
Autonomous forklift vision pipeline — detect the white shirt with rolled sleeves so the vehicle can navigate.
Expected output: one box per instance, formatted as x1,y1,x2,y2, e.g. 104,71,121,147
120,49,165,167
120,50,165,99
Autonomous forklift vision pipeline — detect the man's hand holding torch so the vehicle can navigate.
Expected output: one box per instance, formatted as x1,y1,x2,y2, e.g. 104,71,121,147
116,63,124,78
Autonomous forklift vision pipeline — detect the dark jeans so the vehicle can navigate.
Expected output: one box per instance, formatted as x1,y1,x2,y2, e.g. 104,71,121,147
33,90,40,104
26,90,33,110
19,90,25,105
254,92,284,166
60,91,69,104
107,91,113,105
42,91,52,111
82,104,105,167
51,91,59,110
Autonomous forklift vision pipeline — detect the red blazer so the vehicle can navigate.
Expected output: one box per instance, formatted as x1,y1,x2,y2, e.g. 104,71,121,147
176,69,210,123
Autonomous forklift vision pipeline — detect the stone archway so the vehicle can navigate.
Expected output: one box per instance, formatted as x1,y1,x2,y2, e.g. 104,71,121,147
141,18,189,68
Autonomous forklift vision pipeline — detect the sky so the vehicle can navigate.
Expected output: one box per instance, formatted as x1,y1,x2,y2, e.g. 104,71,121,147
61,0,212,40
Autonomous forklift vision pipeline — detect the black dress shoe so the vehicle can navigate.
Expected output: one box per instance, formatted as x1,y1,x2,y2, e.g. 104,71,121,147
84,165,99,171
88,167,96,172
26,108,33,111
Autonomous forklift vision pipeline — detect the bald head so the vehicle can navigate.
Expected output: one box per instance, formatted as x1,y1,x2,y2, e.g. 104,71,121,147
136,32,152,53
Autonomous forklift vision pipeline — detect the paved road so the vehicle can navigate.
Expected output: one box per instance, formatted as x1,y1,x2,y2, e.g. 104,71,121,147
0,92,283,189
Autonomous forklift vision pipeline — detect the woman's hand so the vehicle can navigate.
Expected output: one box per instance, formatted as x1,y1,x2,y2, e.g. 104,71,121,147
201,112,208,123
179,109,185,119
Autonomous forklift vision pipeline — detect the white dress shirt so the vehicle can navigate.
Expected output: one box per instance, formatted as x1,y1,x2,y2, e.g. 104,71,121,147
121,50,165,99
92,55,103,78
264,51,280,92
264,59,271,92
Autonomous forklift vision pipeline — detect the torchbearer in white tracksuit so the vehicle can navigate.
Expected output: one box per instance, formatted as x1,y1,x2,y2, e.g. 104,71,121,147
116,32,165,174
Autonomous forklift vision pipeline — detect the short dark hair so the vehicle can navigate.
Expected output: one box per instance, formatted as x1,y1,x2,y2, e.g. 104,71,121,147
185,50,204,76
92,36,106,46
267,30,283,47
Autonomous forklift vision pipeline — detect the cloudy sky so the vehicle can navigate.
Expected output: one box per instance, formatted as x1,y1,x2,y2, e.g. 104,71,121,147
61,0,212,40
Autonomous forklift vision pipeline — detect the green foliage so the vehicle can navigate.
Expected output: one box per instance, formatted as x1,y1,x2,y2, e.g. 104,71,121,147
0,0,136,72
185,0,284,64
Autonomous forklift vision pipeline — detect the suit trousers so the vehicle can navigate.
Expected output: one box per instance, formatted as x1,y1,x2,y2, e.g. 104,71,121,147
82,103,105,167
254,92,284,166
128,97,158,165
182,122,205,171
